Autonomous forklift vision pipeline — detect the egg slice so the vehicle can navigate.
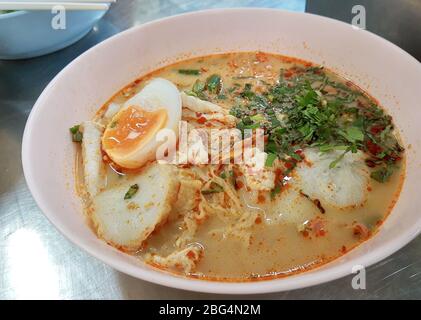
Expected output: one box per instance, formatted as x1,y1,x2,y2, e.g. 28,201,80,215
102,78,181,169
295,148,370,209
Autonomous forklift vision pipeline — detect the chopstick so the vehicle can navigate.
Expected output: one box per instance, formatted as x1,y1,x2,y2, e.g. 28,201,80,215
0,1,114,11
40,0,116,2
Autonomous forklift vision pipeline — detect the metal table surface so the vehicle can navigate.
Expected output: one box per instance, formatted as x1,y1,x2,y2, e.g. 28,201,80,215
0,0,420,300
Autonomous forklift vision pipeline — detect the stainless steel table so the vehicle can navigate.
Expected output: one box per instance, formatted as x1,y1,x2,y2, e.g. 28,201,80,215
1,0,420,300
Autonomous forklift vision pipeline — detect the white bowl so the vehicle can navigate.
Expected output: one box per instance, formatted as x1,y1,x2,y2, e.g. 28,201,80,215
22,8,421,294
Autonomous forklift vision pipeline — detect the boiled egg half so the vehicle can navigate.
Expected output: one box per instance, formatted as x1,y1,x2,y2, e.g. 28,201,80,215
102,78,182,169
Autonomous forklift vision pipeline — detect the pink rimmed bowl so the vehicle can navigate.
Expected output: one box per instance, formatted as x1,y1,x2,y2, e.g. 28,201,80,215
22,8,421,294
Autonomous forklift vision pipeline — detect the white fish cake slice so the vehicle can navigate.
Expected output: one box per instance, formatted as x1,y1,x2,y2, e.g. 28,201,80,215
295,148,370,209
265,188,319,226
80,121,106,198
238,186,318,226
91,164,178,251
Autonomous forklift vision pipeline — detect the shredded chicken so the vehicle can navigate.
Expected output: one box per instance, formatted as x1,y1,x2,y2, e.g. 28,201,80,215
181,91,226,113
148,243,203,273
240,148,275,191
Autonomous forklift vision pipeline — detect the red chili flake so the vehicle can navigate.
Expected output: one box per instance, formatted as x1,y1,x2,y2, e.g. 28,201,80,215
284,71,293,78
200,67,208,73
365,159,377,168
274,168,285,184
353,223,370,240
341,246,347,254
255,52,268,62
301,230,309,238
255,216,262,224
141,240,148,250
370,125,385,135
284,161,294,169
186,250,196,259
235,180,244,190
197,116,207,124
233,168,243,177
294,149,305,160
366,140,382,155
257,194,266,204
295,149,304,156
215,164,224,175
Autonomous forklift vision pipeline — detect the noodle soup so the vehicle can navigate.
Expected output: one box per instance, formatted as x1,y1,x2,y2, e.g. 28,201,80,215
72,52,404,281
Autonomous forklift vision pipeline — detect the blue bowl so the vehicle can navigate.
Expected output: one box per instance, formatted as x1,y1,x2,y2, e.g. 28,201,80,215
0,9,108,60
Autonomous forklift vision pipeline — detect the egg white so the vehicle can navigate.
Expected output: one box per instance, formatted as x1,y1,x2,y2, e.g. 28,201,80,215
103,78,182,169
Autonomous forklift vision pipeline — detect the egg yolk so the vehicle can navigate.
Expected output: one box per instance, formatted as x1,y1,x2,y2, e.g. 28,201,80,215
102,106,168,153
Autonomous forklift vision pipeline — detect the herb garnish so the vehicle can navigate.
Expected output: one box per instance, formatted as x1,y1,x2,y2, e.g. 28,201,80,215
206,74,223,94
370,166,394,183
229,66,403,181
124,184,139,200
69,125,83,143
265,153,277,167
186,74,224,100
178,69,201,75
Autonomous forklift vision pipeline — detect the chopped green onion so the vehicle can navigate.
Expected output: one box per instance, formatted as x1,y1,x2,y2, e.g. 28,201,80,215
69,125,83,143
206,74,222,94
70,125,79,134
124,184,139,200
178,69,201,75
